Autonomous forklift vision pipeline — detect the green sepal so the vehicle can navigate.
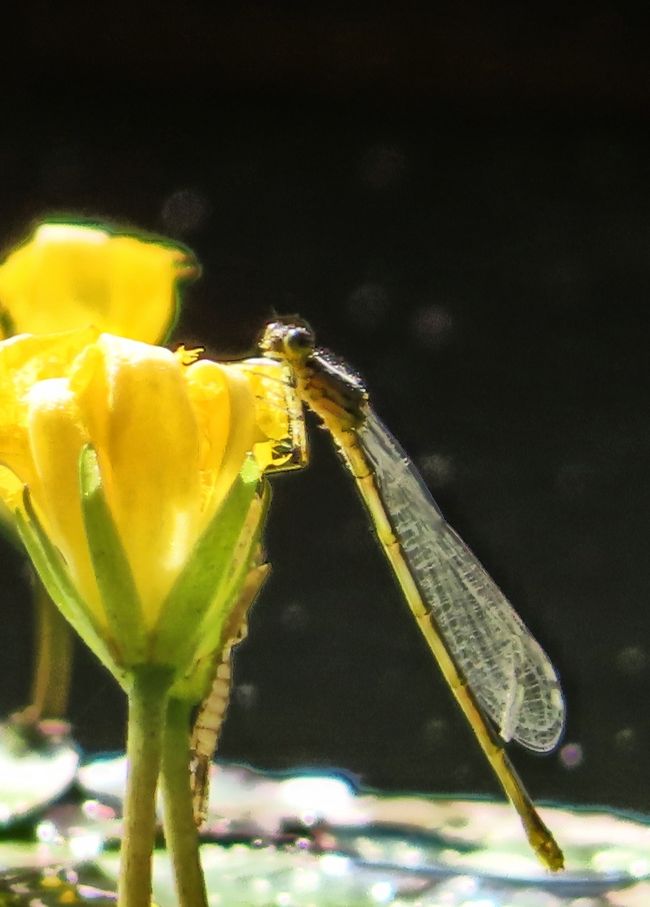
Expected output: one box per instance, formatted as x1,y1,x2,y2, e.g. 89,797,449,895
79,445,147,665
15,488,125,685
153,456,264,671
0,304,15,338
170,480,271,703
191,477,270,665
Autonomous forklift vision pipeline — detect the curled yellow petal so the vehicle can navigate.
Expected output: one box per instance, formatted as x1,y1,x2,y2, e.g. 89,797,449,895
26,377,103,625
71,335,203,624
0,328,98,490
183,359,261,533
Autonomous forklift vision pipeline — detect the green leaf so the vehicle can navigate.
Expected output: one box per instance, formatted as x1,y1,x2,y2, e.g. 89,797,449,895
153,457,264,671
15,489,124,685
79,445,147,665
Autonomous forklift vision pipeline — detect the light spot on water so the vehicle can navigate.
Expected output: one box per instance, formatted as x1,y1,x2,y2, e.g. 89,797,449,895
280,601,308,632
422,716,449,748
613,726,637,753
69,829,103,861
293,868,321,894
280,776,354,824
460,898,498,907
250,877,272,895
419,452,455,489
320,853,352,877
233,683,258,709
438,875,479,899
410,304,454,349
347,282,390,328
161,187,210,234
370,880,395,903
615,644,647,676
451,761,473,784
628,857,650,878
36,820,59,844
559,742,584,769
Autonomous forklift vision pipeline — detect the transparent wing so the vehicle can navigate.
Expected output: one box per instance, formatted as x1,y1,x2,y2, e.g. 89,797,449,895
359,410,564,752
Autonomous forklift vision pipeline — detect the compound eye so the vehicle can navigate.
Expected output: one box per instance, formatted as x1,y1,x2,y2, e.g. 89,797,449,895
285,326,313,354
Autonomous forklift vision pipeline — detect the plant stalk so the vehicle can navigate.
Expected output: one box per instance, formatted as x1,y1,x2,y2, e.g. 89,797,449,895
30,579,73,718
118,666,172,907
160,697,209,907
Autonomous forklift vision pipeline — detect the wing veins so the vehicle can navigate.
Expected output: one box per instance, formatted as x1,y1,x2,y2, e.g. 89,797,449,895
359,410,564,752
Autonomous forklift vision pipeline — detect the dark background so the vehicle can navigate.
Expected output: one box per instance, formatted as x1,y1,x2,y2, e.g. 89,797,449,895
1,4,648,816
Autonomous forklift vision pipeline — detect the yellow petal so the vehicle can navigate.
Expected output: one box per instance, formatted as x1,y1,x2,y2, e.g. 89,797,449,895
0,223,196,343
228,357,307,473
182,359,231,521
184,360,258,531
0,464,23,516
0,329,98,488
26,377,104,626
71,335,202,623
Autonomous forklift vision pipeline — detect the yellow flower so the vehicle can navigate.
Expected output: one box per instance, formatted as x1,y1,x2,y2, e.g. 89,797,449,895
0,222,196,343
0,330,300,681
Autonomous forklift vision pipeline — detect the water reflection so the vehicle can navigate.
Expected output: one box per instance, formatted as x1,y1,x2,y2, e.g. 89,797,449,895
74,757,650,905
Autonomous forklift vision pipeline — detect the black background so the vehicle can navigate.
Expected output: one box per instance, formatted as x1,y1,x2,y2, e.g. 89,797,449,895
1,4,648,816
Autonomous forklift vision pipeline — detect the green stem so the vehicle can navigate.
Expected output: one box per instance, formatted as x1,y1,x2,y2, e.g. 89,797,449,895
118,666,172,907
160,697,209,907
30,579,73,719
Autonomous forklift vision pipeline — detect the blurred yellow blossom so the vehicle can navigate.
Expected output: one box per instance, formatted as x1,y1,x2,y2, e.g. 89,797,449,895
0,222,196,343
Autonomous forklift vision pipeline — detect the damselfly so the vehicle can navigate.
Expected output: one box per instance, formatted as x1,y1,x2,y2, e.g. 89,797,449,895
256,317,566,871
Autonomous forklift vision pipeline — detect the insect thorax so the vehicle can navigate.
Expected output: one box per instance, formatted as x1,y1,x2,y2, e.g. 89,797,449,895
302,349,368,431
